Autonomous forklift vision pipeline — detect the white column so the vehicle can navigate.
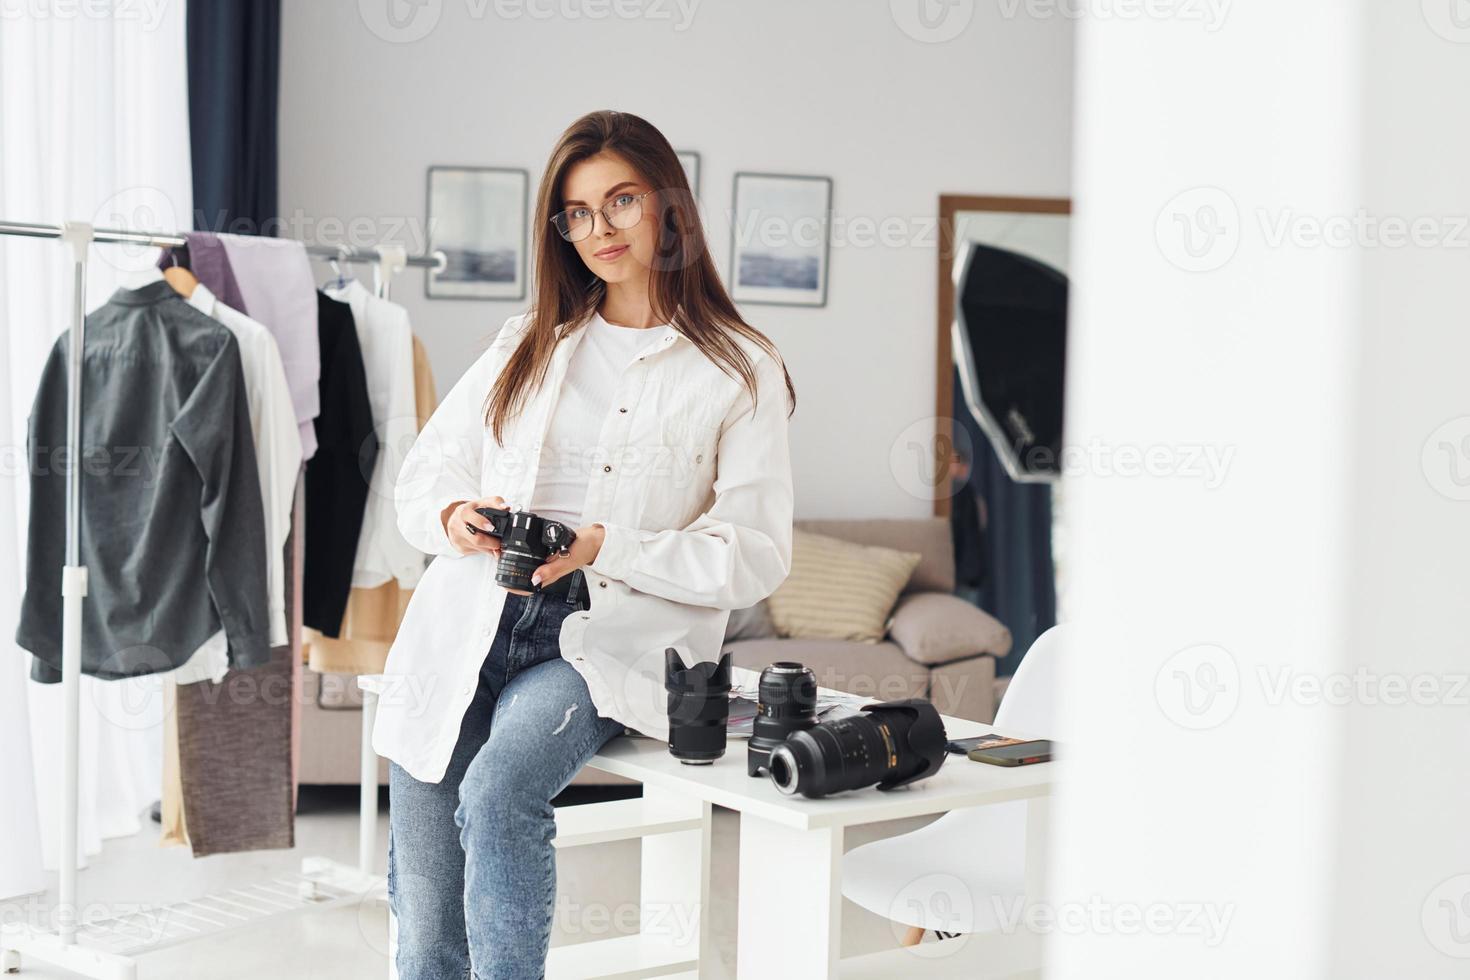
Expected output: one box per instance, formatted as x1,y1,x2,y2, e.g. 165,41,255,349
736,817,843,979
638,786,712,972
1051,1,1470,977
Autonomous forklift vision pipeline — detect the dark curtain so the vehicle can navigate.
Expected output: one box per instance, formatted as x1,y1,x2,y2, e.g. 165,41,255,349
952,366,1056,676
186,0,281,234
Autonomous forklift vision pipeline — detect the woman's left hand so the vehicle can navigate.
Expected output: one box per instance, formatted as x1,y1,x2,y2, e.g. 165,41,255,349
532,523,606,589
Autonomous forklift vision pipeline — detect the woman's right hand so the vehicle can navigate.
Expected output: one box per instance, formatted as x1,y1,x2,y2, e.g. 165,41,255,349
443,496,512,557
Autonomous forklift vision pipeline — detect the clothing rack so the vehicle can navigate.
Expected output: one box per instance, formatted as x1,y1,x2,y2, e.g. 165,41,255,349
0,219,436,980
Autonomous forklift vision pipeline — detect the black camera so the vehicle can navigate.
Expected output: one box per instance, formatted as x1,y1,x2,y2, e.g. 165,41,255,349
766,698,947,799
747,662,818,777
473,506,577,592
665,648,732,765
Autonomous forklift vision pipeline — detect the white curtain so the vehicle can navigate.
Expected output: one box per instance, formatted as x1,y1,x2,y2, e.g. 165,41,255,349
0,6,192,897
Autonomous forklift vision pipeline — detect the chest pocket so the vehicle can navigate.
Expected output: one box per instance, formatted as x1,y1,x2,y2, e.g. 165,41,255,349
639,415,718,529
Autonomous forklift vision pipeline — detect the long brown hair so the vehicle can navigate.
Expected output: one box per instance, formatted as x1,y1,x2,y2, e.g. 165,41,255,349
484,109,796,441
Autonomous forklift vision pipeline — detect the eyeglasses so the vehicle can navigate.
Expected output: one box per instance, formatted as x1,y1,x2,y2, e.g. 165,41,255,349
550,191,652,243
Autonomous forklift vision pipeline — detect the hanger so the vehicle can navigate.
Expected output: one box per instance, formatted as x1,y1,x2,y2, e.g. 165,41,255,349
374,244,407,300
326,244,353,290
162,247,199,298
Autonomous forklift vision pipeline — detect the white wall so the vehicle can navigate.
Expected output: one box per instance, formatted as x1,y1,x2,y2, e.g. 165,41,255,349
1053,1,1470,976
277,0,1073,519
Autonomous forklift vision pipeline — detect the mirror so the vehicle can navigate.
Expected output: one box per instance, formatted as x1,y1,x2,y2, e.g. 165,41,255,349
936,196,1069,673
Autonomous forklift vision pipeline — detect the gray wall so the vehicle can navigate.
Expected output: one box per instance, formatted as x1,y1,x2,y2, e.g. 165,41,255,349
278,0,1072,518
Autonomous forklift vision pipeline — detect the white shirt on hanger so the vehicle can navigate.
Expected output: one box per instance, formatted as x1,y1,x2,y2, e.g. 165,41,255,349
367,312,795,783
172,283,303,684
529,311,668,527
323,279,424,591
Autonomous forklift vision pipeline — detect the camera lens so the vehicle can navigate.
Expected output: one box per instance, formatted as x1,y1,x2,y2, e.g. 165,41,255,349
495,546,542,592
763,699,948,799
665,650,732,765
747,662,818,777
767,745,799,794
489,510,574,592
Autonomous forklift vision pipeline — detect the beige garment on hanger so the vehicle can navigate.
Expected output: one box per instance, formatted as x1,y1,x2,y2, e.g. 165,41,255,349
305,334,437,675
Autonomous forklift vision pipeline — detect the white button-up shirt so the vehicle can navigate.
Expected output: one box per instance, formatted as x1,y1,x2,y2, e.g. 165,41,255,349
366,313,794,783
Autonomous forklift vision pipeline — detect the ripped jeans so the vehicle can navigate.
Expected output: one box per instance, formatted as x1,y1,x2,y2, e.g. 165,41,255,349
387,573,627,980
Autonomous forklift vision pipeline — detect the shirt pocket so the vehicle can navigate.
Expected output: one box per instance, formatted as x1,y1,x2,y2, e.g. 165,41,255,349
638,415,718,529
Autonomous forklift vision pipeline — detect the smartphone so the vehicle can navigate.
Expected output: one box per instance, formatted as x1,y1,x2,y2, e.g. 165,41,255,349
945,734,1017,755
968,739,1053,767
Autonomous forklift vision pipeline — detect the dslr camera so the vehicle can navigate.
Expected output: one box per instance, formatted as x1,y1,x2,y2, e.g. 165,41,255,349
472,505,577,592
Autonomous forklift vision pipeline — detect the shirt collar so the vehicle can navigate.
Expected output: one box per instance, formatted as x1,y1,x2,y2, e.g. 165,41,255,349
107,279,178,307
573,313,684,351
186,282,218,317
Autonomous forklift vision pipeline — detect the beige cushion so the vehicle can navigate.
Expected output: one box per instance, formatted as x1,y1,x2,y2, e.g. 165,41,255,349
886,592,1012,665
766,529,922,643
795,517,954,594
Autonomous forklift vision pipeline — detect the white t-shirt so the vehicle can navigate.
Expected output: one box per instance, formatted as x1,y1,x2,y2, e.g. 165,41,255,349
529,311,666,528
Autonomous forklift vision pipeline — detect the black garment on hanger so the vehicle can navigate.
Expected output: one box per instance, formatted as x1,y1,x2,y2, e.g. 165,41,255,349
303,291,377,636
17,280,270,681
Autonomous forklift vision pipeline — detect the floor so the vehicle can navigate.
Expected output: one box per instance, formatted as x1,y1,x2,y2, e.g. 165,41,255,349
2,785,937,979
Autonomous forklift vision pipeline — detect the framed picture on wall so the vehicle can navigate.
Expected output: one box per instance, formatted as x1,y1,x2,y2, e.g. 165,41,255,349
676,150,701,198
729,171,831,307
425,165,528,300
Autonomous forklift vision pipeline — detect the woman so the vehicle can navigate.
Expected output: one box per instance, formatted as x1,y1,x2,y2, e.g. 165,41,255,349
375,109,796,979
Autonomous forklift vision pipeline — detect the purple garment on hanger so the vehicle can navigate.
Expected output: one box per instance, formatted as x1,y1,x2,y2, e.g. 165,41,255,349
220,234,322,462
155,231,248,312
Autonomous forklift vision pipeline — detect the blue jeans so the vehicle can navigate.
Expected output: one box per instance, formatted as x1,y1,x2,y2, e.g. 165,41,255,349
388,574,627,980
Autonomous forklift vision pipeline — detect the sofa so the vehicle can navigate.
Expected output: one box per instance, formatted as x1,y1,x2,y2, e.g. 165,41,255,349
298,517,1010,788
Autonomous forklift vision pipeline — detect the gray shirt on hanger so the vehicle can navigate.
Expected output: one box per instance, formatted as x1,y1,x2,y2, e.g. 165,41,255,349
16,278,271,683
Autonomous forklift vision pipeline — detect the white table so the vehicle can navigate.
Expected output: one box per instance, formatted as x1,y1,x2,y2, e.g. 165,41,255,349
383,671,1054,979
581,669,1055,980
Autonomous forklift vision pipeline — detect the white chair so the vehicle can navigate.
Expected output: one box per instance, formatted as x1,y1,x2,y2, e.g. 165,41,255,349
840,624,1069,945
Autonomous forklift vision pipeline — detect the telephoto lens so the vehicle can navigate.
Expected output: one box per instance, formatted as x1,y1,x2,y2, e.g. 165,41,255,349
766,698,948,798
747,662,819,777
475,506,576,592
665,648,732,764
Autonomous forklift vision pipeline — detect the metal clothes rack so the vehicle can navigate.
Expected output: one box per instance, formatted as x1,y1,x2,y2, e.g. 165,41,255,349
0,220,444,980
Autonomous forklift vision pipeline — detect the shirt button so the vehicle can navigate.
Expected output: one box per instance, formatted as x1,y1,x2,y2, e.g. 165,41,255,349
695,454,703,463
619,407,627,413
599,581,607,588
603,465,612,473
